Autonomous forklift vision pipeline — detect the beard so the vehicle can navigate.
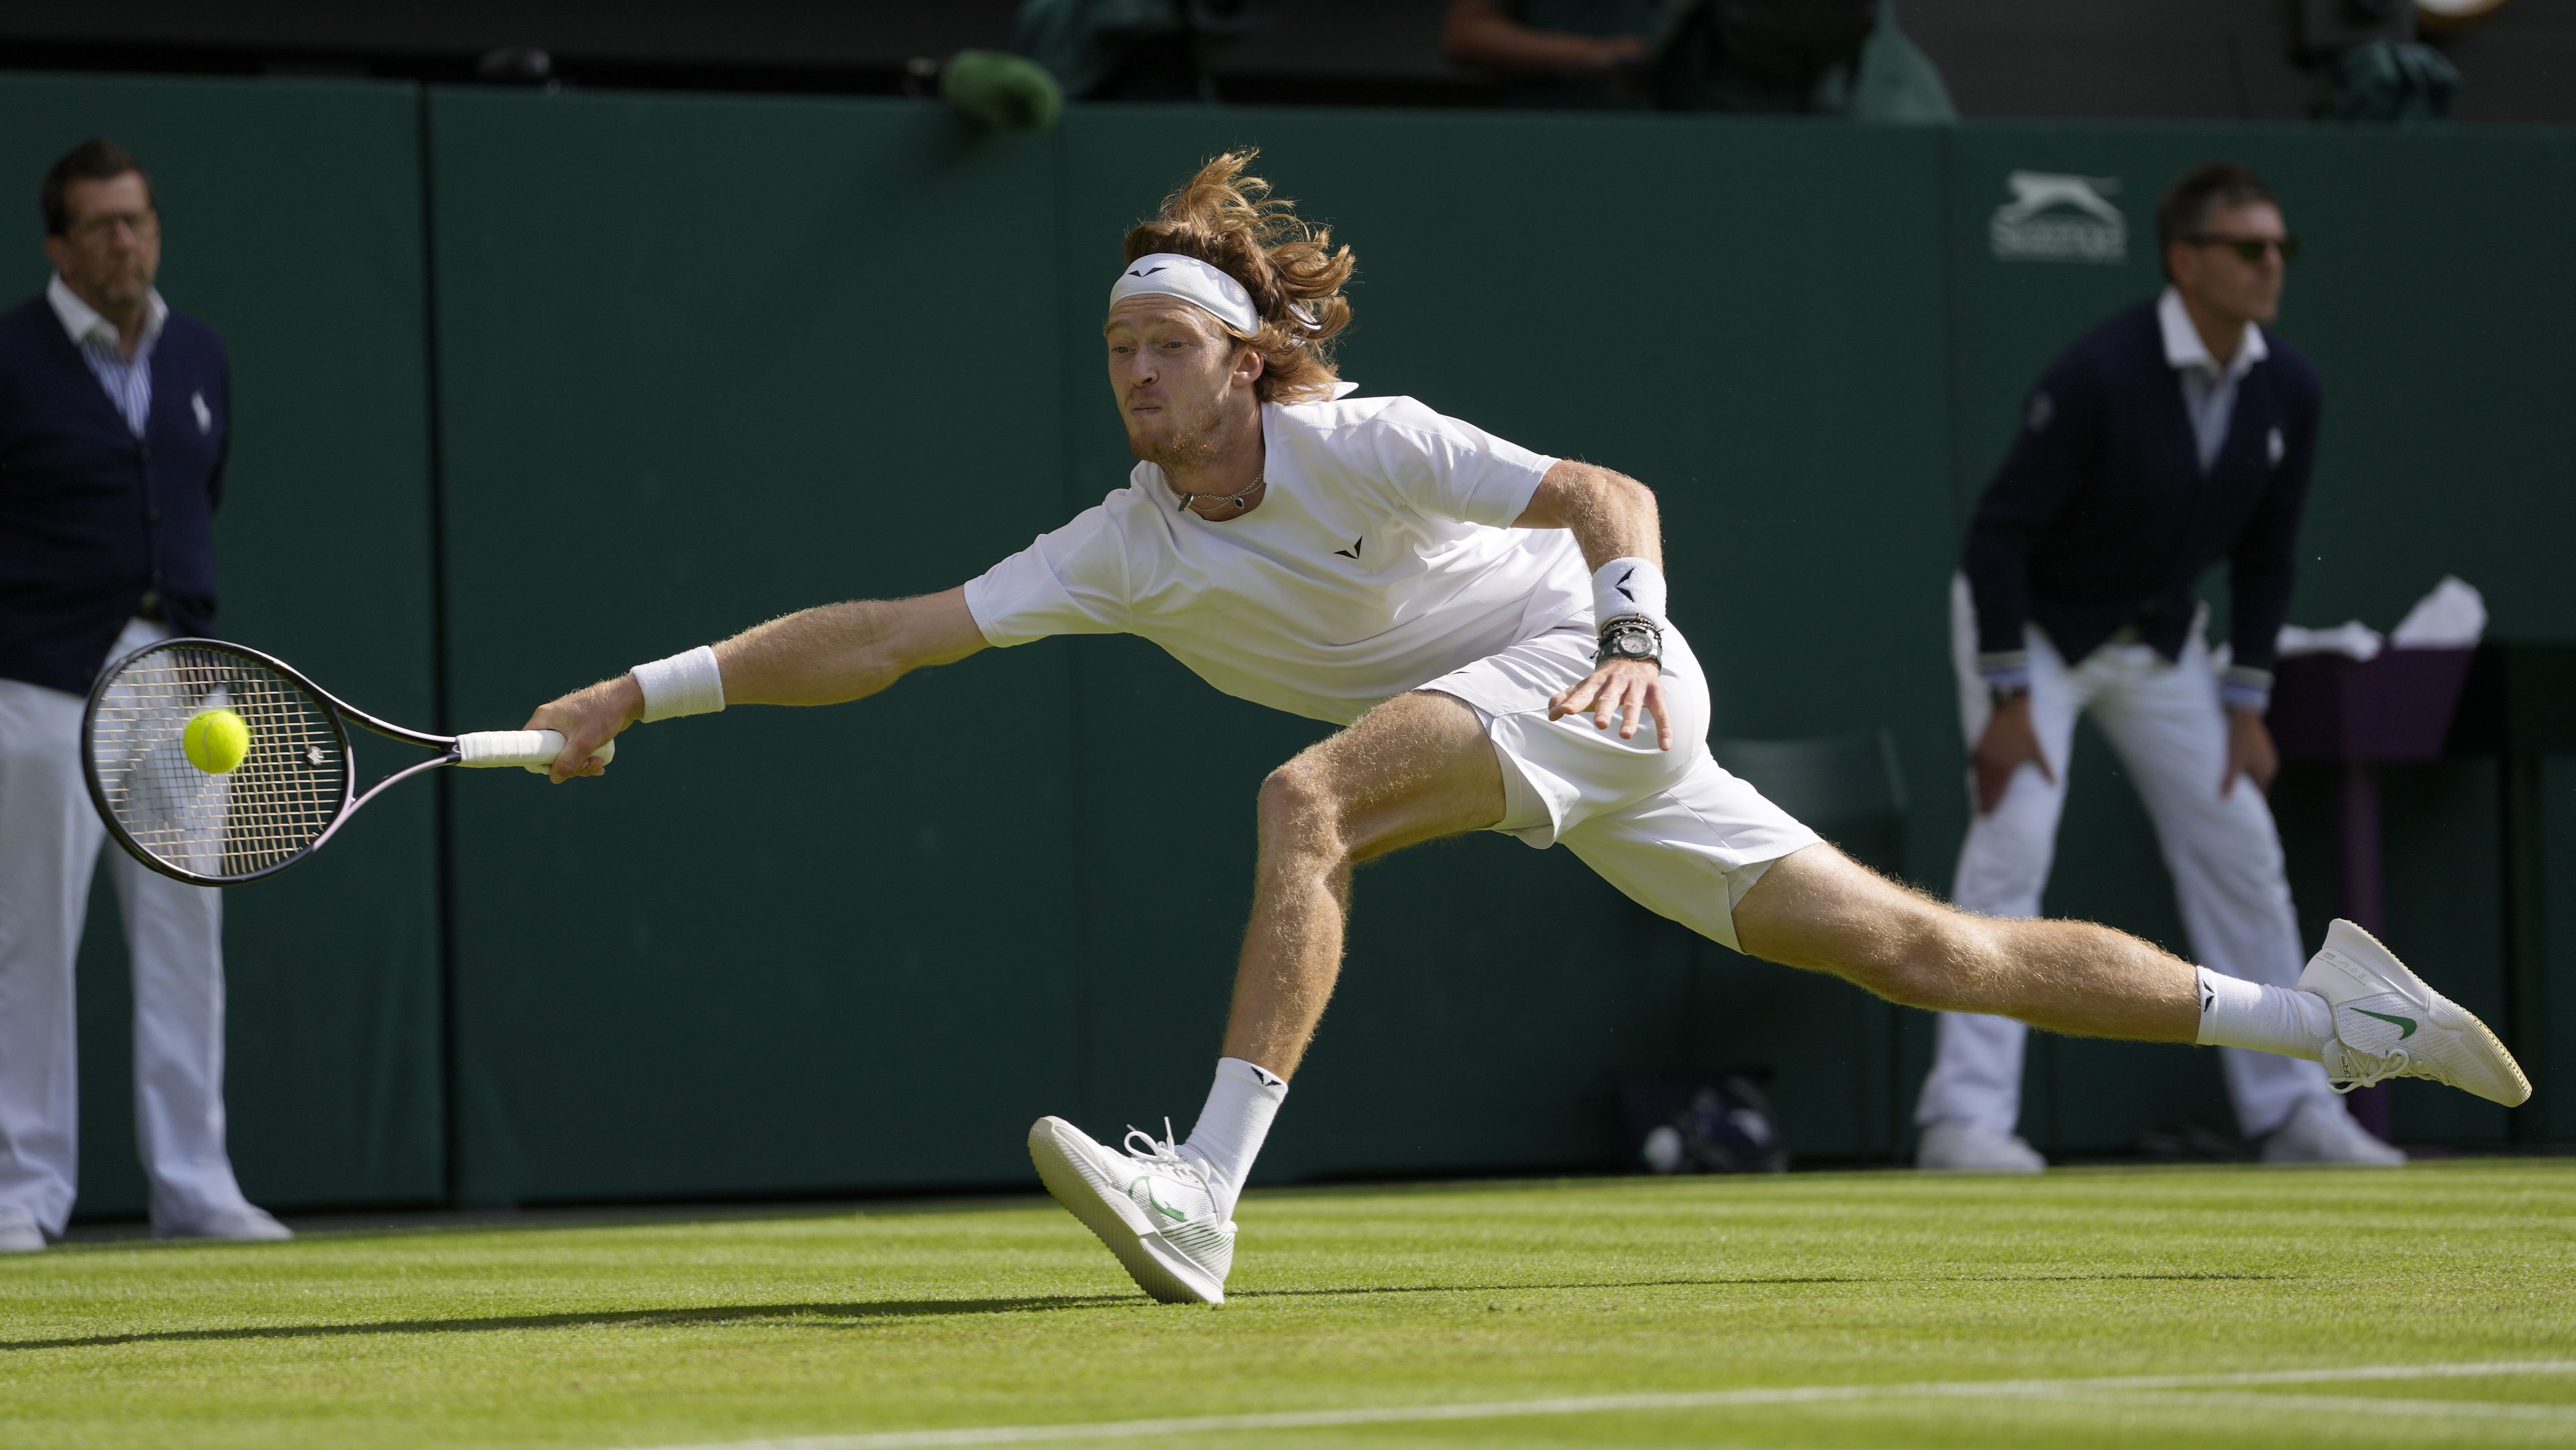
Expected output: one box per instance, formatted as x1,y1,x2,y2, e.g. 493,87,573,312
82,263,154,311
1124,387,1233,470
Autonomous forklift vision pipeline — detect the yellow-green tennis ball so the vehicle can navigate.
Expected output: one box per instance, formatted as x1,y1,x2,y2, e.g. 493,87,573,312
183,707,250,775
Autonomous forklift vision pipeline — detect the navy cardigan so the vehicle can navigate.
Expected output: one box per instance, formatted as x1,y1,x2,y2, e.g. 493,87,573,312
1962,299,2321,685
0,294,229,694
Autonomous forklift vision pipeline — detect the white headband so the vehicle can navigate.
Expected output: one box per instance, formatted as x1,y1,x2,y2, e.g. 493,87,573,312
1108,252,1260,335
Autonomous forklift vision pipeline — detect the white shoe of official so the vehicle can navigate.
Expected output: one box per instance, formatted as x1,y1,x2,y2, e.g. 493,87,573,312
2261,1096,2406,1167
1915,1119,2046,1173
2300,919,2531,1108
156,1204,294,1243
0,1206,46,1254
1028,1116,1234,1305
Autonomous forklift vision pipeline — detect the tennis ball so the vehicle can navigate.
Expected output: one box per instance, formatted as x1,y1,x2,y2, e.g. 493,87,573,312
183,707,250,775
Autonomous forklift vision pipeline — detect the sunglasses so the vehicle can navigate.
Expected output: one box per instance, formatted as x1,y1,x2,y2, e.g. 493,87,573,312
65,209,160,242
2186,233,2300,264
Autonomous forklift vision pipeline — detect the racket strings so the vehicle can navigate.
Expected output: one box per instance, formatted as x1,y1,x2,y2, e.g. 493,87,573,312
90,645,347,880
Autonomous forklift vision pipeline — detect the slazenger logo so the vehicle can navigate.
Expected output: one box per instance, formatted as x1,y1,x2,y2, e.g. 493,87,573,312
1988,170,2127,264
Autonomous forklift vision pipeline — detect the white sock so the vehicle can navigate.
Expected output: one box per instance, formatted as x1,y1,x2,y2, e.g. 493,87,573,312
2194,967,2333,1059
1181,1057,1287,1217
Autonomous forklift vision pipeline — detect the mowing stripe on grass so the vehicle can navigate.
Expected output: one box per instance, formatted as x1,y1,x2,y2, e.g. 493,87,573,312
631,1359,2576,1449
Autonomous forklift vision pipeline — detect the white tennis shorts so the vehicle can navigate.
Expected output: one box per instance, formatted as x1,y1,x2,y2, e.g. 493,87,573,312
1424,623,1821,951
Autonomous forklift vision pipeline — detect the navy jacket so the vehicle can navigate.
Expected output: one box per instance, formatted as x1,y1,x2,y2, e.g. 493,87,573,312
0,294,229,694
1962,300,2321,682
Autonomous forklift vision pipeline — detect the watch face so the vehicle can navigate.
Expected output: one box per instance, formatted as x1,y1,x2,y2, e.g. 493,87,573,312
1615,635,1650,658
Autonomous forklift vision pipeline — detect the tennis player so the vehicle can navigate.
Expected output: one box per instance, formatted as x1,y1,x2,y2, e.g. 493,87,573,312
526,153,2528,1306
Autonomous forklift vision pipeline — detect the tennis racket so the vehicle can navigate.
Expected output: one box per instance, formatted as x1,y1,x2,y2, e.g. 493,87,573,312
83,635,612,887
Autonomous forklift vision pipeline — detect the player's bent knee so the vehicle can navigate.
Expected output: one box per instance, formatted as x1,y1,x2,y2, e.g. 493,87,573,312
1255,762,1348,862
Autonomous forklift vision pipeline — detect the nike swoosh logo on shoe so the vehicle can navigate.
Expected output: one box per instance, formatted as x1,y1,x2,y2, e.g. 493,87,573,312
1137,1179,1189,1223
2353,1008,2419,1039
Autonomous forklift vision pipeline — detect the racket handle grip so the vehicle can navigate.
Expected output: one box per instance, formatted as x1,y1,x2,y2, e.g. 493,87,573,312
453,729,618,773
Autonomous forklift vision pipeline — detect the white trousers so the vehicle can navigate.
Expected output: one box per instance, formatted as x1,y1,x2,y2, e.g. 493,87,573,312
1916,577,2337,1140
0,618,256,1237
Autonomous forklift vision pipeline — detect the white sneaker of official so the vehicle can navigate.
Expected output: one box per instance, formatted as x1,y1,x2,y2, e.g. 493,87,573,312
155,1203,293,1243
1915,1119,2047,1174
2260,1096,2406,1166
0,1204,45,1253
1028,1117,1235,1305
2301,919,2531,1107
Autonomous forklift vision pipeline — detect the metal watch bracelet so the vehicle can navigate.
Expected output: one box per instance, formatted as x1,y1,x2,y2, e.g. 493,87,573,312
1596,613,1664,669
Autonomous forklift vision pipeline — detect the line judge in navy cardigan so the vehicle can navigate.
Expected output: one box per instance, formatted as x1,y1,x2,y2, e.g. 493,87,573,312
1913,163,2396,1172
0,139,286,1251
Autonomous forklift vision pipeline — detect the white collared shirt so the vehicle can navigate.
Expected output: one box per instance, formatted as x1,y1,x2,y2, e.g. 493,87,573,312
2156,285,2265,474
47,273,169,435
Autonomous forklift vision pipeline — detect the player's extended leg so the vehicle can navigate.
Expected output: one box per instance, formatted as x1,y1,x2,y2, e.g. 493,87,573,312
1735,842,2200,1041
1733,843,2530,1109
1028,689,1505,1305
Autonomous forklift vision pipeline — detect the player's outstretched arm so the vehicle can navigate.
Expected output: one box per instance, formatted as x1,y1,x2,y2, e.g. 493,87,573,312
713,587,988,707
524,587,987,782
1514,460,1674,750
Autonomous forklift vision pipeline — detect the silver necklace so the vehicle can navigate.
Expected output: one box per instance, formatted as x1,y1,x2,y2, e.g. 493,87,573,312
1175,476,1265,516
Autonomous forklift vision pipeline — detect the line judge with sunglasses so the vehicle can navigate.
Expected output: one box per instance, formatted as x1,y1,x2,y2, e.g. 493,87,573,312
1914,162,2399,1172
0,138,288,1251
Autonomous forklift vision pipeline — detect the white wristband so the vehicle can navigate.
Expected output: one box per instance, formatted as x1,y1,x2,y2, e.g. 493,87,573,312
1593,557,1667,627
631,645,726,723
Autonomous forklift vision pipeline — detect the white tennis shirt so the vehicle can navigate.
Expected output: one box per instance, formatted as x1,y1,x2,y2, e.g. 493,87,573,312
964,395,1588,725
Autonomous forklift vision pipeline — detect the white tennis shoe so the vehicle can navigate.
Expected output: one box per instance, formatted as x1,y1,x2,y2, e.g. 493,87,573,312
1915,1119,2045,1173
1028,1116,1235,1306
156,1204,294,1243
2260,1096,2405,1166
2301,919,2530,1108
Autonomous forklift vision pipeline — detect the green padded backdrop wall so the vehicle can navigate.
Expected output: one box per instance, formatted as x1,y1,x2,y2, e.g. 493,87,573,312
2546,758,2576,1144
427,99,2573,1198
427,91,1085,1204
0,73,443,1216
11,72,2562,1216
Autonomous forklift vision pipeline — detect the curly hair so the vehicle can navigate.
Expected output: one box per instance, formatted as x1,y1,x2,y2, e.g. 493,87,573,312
1123,150,1354,404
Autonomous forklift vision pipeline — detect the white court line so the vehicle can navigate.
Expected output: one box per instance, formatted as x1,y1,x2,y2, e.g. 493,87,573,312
627,1359,2576,1449
2039,1390,2576,1423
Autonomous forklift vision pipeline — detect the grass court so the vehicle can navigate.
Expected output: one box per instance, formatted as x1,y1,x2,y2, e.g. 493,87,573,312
3,1159,2569,1449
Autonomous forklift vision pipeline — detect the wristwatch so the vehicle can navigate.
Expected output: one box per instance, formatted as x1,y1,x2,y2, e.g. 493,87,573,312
1597,614,1664,669
1989,683,2029,709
